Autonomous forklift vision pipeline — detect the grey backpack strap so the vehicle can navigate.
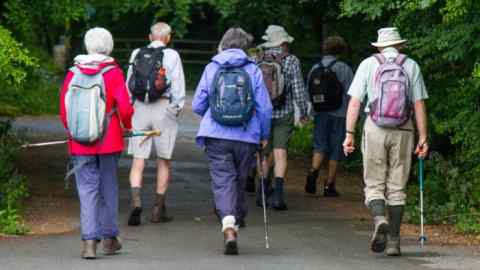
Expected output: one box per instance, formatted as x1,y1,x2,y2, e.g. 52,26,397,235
64,158,89,190
99,64,116,75
395,54,408,66
373,54,386,64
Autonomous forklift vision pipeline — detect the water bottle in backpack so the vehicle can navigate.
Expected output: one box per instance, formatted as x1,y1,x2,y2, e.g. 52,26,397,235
369,54,411,127
209,66,254,126
128,47,170,103
64,65,115,144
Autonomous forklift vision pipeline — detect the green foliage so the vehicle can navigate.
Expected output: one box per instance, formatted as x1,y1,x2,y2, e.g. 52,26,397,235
289,121,314,156
0,121,28,235
341,0,480,233
0,26,37,85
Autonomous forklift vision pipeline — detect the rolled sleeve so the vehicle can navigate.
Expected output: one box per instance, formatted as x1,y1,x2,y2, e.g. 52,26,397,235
170,51,186,110
347,60,369,103
289,56,308,117
410,61,429,102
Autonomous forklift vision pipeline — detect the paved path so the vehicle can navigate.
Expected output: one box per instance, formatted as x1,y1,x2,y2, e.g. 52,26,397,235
2,97,479,270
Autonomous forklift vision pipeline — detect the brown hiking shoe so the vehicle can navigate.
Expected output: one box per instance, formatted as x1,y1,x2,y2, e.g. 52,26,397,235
386,236,402,256
81,240,97,259
103,237,122,255
223,228,238,255
151,194,173,223
128,188,142,226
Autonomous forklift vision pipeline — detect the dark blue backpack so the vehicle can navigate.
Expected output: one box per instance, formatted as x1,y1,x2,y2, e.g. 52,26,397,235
209,66,254,126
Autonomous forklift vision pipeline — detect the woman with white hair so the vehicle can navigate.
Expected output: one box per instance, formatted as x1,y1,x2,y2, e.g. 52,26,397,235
59,27,134,259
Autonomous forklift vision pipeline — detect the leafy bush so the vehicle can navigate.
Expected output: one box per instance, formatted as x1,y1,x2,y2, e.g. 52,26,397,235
341,0,480,233
0,121,28,235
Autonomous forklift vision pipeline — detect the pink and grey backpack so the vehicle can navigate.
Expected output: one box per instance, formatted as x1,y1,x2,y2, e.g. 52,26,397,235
369,53,411,127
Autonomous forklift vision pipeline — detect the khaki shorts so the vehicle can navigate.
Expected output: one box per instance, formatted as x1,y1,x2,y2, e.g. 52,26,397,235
362,117,414,206
128,99,178,160
266,114,294,152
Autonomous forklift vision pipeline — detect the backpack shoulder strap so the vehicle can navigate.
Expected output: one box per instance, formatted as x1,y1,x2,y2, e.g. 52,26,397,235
395,54,408,66
99,64,116,75
326,59,338,70
373,54,386,65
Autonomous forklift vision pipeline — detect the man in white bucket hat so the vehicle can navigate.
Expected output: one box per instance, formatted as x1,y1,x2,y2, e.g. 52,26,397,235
343,27,429,256
256,25,309,211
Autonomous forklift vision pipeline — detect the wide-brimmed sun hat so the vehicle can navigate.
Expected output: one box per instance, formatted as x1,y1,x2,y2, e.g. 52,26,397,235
371,27,407,47
259,25,294,48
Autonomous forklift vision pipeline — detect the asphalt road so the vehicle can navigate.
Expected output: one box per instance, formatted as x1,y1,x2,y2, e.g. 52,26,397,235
3,97,479,270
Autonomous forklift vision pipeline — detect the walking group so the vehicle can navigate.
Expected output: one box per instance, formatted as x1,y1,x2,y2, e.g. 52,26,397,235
59,22,429,259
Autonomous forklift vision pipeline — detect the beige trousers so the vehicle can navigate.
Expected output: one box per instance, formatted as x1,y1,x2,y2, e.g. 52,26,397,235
128,99,179,160
362,117,414,206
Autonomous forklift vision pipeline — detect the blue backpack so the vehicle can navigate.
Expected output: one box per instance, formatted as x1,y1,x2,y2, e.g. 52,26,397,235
209,66,254,126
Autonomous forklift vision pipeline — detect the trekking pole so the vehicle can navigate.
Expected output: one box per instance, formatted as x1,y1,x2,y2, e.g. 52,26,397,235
21,129,161,148
258,149,270,249
418,157,427,247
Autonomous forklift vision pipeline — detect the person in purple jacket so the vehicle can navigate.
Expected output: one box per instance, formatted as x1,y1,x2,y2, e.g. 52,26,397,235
192,28,273,255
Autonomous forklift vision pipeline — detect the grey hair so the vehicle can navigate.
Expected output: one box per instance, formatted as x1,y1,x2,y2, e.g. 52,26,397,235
84,27,114,55
218,28,253,52
150,22,172,38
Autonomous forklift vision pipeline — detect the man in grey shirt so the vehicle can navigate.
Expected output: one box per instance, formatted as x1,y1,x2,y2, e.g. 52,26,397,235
305,36,353,197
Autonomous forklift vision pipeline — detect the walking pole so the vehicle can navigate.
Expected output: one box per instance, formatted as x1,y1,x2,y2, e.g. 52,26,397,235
418,157,427,247
21,129,161,148
258,149,270,249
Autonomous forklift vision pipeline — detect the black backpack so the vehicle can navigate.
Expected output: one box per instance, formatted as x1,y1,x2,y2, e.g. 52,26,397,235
128,47,170,103
308,60,344,112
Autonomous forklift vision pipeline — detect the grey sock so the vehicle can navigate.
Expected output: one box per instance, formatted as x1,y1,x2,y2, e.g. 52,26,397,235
154,193,166,206
388,205,404,238
131,187,142,208
368,199,386,217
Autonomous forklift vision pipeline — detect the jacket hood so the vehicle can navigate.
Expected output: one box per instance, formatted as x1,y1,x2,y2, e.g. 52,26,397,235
211,49,252,67
73,54,117,75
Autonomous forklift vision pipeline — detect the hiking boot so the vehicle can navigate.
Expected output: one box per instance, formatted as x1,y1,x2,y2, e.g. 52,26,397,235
386,236,401,256
272,178,288,211
81,240,97,259
223,228,238,255
256,178,272,208
151,194,173,223
370,216,389,253
128,188,142,226
305,170,319,194
103,237,122,255
324,182,340,197
128,207,142,226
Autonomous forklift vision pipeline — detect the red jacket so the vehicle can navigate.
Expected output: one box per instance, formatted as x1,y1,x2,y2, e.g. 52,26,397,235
59,58,133,155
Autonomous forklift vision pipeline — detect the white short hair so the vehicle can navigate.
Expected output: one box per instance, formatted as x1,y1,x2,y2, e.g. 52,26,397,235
150,22,172,38
84,27,114,55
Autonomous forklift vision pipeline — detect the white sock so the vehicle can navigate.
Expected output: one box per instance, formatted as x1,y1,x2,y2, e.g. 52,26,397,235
221,215,238,232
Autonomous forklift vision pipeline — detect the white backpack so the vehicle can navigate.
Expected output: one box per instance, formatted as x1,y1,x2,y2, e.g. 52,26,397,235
65,65,115,144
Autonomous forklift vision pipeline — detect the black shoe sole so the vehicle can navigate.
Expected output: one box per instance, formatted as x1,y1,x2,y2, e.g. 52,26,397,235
128,207,142,226
224,240,238,255
305,184,316,195
371,223,389,253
